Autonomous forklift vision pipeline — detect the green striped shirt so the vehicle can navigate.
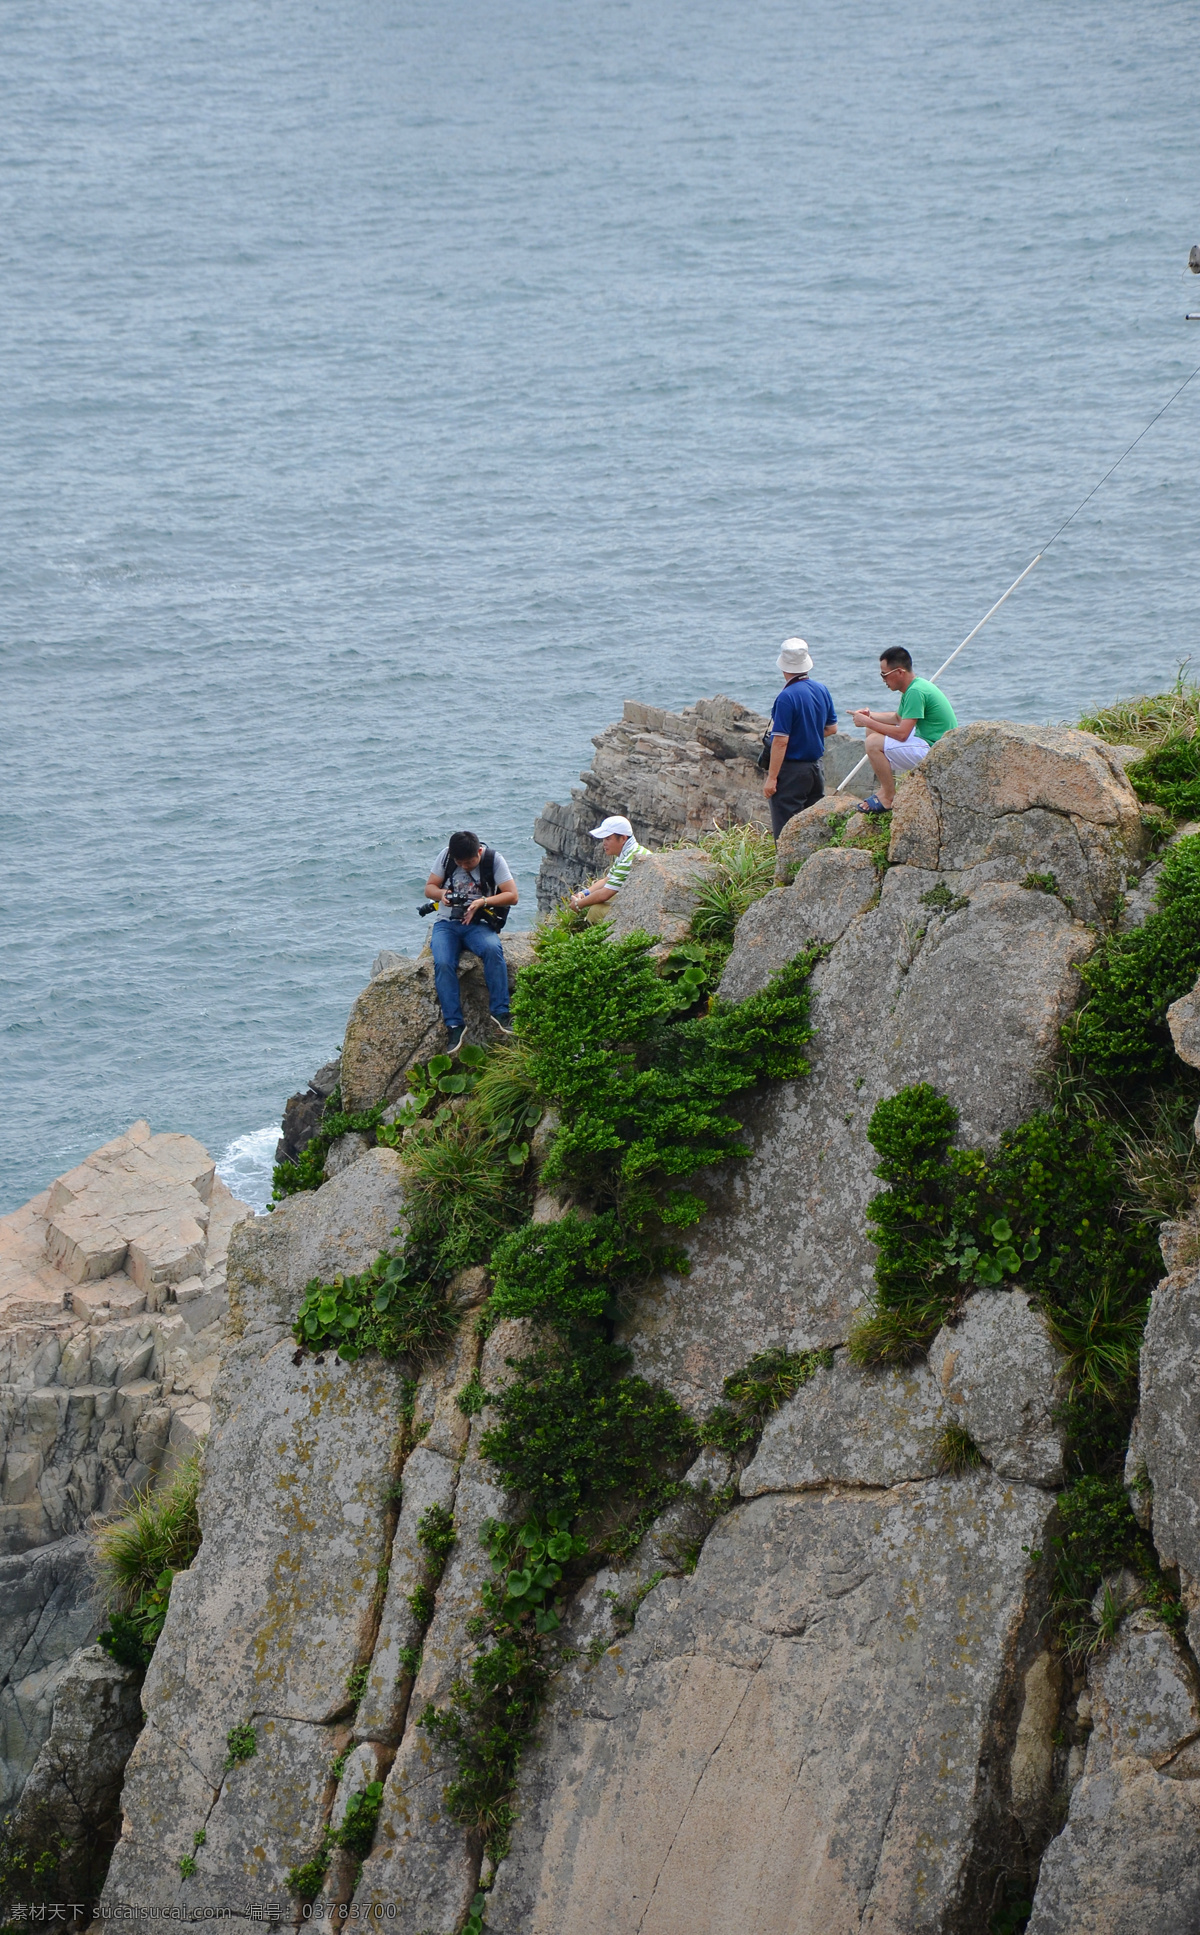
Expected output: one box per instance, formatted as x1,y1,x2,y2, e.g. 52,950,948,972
605,835,651,890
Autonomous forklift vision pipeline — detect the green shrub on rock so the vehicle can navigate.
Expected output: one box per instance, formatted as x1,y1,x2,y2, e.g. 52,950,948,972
512,925,818,1222
1049,1475,1183,1662
292,1243,458,1363
700,1348,834,1454
1066,833,1200,1088
1125,732,1200,821
488,1211,686,1327
271,1096,386,1199
479,1336,698,1537
848,1084,1159,1401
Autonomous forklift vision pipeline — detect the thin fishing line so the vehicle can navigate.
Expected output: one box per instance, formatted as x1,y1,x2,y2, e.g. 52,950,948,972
1040,358,1200,554
834,359,1200,792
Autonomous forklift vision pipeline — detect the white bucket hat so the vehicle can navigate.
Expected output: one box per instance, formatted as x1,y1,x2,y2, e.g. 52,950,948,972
777,637,813,675
589,814,633,840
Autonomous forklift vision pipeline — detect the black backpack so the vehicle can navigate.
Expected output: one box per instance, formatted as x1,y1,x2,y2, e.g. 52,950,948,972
448,845,510,931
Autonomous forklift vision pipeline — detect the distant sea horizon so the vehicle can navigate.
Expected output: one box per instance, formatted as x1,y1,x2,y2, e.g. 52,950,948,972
4,0,1198,1213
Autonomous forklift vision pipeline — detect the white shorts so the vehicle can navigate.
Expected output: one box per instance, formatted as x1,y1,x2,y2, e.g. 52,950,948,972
883,733,930,772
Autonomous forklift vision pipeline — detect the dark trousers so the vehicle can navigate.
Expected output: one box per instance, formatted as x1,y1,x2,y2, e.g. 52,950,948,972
769,759,824,839
430,919,511,1029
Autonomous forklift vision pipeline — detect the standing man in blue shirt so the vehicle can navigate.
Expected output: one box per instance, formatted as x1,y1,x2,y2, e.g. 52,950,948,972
762,638,839,838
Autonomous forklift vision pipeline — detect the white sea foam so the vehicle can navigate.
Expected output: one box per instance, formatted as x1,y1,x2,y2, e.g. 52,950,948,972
217,1124,280,1214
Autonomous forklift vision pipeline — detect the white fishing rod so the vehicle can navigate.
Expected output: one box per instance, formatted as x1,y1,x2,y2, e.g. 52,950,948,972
836,358,1200,793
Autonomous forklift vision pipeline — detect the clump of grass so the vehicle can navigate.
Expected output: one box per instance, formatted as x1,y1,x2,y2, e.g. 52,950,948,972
463,1038,543,1137
284,1781,385,1902
700,1348,833,1454
93,1451,203,1607
417,1503,457,1573
284,1854,329,1903
1078,664,1200,748
92,1453,204,1672
1112,1082,1200,1221
934,1423,983,1476
400,1116,528,1274
689,822,778,944
920,883,969,916
835,806,893,872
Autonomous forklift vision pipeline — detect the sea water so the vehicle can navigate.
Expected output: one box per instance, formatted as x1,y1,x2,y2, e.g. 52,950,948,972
3,0,1198,1212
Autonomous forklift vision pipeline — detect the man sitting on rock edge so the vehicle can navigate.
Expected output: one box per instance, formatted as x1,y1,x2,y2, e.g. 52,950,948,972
424,830,519,1051
569,814,652,923
850,646,958,814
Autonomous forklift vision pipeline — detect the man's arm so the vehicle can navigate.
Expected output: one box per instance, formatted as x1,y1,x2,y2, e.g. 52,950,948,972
571,881,618,908
763,730,789,799
850,707,913,738
424,870,447,901
824,722,838,737
464,879,519,923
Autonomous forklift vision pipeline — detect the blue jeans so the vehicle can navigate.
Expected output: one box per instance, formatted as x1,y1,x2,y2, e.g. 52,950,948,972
430,919,511,1030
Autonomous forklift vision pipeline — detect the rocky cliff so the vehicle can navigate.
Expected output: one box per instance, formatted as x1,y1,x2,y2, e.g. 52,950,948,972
10,708,1200,1935
532,694,870,910
0,1125,251,1891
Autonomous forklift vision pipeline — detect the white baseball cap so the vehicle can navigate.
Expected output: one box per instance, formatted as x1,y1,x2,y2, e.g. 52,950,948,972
589,814,634,839
777,638,813,675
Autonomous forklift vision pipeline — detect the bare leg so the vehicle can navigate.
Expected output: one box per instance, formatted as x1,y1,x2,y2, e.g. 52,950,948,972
864,732,895,807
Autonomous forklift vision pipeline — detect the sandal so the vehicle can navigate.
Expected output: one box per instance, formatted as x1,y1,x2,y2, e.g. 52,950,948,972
856,795,890,816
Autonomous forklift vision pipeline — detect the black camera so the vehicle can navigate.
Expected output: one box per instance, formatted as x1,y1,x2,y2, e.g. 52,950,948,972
417,889,474,923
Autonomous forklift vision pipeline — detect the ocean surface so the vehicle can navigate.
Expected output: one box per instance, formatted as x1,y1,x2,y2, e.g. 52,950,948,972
3,0,1198,1214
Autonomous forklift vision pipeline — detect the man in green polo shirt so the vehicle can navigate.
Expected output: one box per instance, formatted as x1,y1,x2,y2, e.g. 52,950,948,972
849,647,958,814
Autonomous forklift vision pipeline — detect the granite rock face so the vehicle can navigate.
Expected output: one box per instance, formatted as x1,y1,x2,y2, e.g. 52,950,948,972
102,1150,415,1923
225,1146,406,1344
340,934,535,1113
1137,1258,1200,1657
602,847,716,948
88,717,1172,1932
887,721,1144,922
772,793,859,883
0,1127,248,1556
741,1295,1066,1499
7,1643,143,1892
0,1533,101,1808
632,866,1094,1413
719,845,879,1000
275,1056,341,1165
740,1352,947,1494
488,1476,1055,1935
927,1289,1066,1487
1028,1614,1200,1934
533,695,869,910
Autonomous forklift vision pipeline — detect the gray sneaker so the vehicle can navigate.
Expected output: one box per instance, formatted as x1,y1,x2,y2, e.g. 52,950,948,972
445,1024,467,1053
490,1014,513,1038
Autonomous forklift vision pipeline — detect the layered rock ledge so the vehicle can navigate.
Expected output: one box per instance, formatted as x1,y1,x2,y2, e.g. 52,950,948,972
533,694,870,910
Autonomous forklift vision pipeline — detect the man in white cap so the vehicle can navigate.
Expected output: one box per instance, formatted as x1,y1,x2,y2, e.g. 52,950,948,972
762,638,839,838
569,815,652,922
